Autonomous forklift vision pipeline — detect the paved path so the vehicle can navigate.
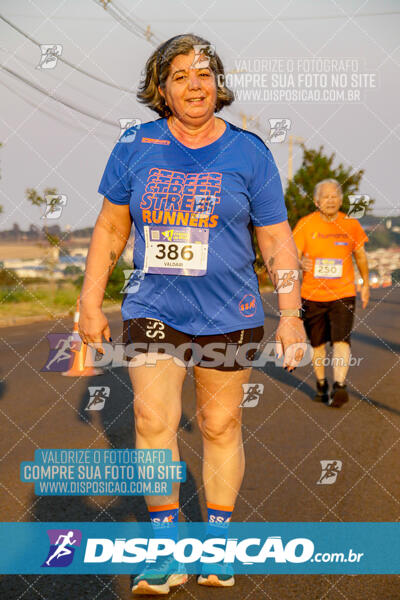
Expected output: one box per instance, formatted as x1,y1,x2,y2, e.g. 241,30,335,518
0,287,399,598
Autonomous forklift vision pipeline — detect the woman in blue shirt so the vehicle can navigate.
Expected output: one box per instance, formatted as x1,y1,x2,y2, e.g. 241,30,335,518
79,33,305,595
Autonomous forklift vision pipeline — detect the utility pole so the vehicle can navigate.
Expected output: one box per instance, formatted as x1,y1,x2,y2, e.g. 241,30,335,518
235,113,304,182
239,112,259,131
288,135,304,181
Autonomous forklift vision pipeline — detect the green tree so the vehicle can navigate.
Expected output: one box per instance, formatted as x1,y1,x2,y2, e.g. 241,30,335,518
253,144,373,287
64,265,83,276
391,268,400,284
25,187,62,245
285,145,371,228
0,267,21,287
0,142,3,215
26,186,58,215
26,187,63,289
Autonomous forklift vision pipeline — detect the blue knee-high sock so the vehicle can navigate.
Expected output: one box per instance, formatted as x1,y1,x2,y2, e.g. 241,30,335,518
148,503,179,542
206,503,234,539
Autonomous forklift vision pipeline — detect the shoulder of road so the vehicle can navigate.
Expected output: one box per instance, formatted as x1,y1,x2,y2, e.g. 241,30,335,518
0,303,122,328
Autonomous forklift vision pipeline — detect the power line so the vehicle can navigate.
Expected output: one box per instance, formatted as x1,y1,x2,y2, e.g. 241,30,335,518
0,78,113,138
145,11,400,22
5,10,400,21
0,12,136,93
0,64,117,127
92,0,162,46
0,47,108,104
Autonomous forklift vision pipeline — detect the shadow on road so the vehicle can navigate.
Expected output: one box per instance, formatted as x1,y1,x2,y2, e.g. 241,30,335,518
348,387,400,417
0,370,6,401
0,366,202,600
255,363,400,417
352,330,400,354
255,362,316,401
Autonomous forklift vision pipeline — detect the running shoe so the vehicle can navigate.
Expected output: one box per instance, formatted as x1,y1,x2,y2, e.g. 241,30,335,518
314,378,329,403
328,382,349,408
197,563,235,587
132,556,187,595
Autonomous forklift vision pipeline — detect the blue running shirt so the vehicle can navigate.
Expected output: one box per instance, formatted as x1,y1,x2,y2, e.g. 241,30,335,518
98,117,287,335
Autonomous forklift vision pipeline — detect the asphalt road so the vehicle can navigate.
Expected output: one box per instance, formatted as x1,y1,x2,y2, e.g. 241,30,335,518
0,287,399,599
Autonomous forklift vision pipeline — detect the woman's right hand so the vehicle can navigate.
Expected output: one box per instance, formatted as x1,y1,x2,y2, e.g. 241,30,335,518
78,304,111,355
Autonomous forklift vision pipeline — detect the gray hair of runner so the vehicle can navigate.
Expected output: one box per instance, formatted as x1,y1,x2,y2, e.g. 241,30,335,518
137,33,234,118
313,179,343,202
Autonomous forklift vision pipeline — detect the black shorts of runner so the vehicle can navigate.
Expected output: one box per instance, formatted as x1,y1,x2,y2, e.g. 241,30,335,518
122,318,264,371
301,296,356,348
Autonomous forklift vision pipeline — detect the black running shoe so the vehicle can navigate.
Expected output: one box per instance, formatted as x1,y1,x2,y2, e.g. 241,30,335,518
314,378,329,403
328,382,349,408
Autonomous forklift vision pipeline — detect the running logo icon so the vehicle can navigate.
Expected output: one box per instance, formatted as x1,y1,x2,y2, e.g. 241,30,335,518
191,44,215,69
41,334,73,372
42,529,82,567
36,45,62,69
240,383,264,407
118,118,141,143
86,386,110,411
42,195,67,219
121,269,145,294
317,460,342,485
345,195,370,219
268,119,291,143
193,194,217,218
274,269,299,294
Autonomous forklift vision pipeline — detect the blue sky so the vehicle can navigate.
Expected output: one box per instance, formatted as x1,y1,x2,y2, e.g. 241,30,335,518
0,0,399,231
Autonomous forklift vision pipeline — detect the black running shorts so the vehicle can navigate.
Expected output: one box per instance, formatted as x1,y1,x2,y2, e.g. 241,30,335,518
301,296,356,347
122,318,264,371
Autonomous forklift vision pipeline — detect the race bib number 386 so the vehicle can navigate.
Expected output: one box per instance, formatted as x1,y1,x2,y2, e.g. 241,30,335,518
143,226,209,276
314,258,343,279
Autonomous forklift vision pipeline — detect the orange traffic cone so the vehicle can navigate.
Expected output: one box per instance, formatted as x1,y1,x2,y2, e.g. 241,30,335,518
62,296,103,377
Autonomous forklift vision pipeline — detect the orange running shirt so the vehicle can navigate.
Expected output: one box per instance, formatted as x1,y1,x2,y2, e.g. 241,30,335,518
293,211,368,301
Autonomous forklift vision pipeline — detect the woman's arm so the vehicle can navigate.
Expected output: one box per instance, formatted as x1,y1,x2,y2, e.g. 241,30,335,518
78,198,132,351
255,220,306,370
256,220,302,309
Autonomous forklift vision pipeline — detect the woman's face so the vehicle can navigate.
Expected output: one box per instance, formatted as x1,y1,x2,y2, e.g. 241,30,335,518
159,49,217,125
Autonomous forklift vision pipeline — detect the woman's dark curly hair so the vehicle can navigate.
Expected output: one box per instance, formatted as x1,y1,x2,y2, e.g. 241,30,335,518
137,33,234,117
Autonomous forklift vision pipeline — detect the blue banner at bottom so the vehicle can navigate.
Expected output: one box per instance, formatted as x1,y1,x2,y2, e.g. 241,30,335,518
0,522,398,574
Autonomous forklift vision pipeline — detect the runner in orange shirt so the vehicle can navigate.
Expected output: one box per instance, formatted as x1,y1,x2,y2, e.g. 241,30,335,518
293,179,369,407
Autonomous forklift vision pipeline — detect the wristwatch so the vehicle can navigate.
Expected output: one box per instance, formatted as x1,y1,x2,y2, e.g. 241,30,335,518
279,308,303,318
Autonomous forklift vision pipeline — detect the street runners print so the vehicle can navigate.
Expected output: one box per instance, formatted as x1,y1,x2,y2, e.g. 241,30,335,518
140,168,222,228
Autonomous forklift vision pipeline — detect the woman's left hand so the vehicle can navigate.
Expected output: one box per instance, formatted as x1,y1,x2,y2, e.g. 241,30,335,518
275,316,307,371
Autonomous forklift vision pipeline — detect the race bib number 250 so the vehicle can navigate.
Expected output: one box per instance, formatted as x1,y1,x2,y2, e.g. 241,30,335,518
314,258,343,279
143,226,209,276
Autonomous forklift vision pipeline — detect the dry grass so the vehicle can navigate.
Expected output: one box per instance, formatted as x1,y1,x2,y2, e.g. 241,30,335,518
0,281,118,324
0,242,49,260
